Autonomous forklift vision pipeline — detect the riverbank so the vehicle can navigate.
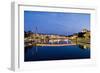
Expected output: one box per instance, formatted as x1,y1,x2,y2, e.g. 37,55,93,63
25,43,76,47
36,43,76,46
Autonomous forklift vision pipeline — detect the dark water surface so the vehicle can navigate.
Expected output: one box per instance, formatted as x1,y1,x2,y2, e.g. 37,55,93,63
24,45,90,62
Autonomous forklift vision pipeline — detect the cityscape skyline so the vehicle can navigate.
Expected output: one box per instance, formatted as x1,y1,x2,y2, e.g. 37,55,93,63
24,11,90,35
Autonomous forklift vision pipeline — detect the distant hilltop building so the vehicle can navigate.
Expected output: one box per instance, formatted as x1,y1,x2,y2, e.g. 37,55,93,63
82,29,89,33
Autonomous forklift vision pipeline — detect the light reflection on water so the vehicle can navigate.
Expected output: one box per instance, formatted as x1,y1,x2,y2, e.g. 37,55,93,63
24,45,90,62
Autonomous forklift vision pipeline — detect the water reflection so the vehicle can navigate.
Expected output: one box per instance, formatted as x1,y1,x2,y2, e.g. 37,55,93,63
24,45,90,61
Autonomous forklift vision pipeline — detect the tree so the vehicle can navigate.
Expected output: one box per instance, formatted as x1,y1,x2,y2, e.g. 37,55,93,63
45,36,50,43
78,32,85,38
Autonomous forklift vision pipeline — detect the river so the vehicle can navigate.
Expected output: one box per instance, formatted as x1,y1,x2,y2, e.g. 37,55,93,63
24,45,90,62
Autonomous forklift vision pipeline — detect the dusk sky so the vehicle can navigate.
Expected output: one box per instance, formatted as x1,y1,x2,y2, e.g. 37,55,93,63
24,11,90,35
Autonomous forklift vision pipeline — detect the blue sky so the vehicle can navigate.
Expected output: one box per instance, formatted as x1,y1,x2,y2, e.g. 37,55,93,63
24,11,90,35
